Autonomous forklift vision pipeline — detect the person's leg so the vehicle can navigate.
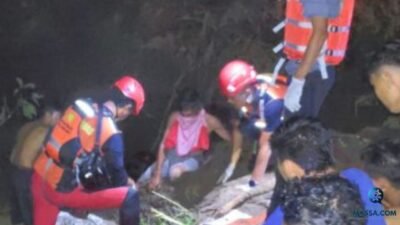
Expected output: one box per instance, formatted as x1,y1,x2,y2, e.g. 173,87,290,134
309,66,336,117
296,71,316,118
42,179,140,225
138,156,172,184
137,163,155,183
169,155,201,180
120,187,140,225
31,172,60,225
9,165,23,225
16,169,33,225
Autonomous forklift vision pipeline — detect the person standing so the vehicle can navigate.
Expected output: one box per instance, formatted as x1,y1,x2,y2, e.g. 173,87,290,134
273,0,355,118
9,106,61,225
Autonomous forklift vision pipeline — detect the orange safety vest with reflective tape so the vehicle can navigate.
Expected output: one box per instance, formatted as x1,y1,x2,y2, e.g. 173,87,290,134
34,99,120,190
284,0,355,65
272,0,355,80
256,75,288,100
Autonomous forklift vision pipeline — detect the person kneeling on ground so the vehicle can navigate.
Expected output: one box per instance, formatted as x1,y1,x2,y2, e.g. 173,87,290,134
31,76,145,225
139,88,231,189
264,118,386,225
361,138,400,225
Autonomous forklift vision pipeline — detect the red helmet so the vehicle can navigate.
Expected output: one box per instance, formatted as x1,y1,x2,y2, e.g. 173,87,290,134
114,75,145,115
218,60,257,97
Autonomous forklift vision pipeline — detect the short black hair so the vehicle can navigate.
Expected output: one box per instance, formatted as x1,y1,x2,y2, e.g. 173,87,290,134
38,100,62,116
361,138,400,189
282,175,365,225
271,118,334,173
100,87,135,109
176,88,203,112
369,39,400,77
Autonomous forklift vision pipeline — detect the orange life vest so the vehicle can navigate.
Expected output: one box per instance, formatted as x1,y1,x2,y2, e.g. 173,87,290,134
272,0,355,80
163,115,210,155
256,75,288,100
283,0,355,65
34,99,120,190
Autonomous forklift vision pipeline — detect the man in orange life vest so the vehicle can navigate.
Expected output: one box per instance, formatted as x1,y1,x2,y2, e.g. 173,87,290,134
31,76,145,225
137,88,231,189
272,0,355,118
217,60,287,188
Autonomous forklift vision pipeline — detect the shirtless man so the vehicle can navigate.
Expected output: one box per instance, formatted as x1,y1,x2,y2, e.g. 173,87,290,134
9,105,61,225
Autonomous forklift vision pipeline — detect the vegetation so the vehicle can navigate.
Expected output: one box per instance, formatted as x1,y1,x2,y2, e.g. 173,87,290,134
0,77,43,127
140,191,197,225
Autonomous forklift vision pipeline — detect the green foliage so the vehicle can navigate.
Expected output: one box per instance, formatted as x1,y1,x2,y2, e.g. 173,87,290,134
0,77,43,126
18,99,37,119
140,191,197,225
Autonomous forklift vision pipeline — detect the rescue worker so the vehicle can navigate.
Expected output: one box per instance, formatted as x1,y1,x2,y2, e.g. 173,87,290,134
369,39,400,113
31,75,145,225
217,60,287,188
272,0,355,118
138,89,231,189
9,105,61,225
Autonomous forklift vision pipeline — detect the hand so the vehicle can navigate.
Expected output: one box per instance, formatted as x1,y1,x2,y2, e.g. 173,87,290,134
148,175,161,190
235,183,253,192
217,164,236,184
284,77,305,112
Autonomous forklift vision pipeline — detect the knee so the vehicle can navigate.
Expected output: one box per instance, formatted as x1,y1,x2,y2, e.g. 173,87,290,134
169,166,184,181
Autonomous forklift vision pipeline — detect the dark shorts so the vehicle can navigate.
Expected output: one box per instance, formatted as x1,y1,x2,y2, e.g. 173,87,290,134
10,164,33,225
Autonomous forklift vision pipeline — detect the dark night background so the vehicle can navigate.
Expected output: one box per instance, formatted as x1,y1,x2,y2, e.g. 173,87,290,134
0,0,399,219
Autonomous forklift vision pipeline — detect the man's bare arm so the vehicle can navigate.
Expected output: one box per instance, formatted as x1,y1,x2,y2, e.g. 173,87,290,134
152,112,177,178
295,17,329,79
251,131,272,182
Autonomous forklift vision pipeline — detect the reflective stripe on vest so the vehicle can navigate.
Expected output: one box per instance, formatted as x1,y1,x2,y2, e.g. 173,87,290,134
285,41,346,57
272,0,355,78
252,79,287,130
47,137,62,153
44,99,95,162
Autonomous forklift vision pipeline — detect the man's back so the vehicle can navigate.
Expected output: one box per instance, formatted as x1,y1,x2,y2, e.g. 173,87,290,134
10,120,41,166
17,124,50,169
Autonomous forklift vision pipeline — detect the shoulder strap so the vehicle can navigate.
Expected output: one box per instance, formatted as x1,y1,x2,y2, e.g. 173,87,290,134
94,106,103,154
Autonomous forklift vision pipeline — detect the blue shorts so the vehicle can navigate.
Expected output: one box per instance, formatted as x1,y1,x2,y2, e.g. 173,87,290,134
138,150,203,183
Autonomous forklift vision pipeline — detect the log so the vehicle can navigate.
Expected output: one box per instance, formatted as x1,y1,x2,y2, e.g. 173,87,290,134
196,173,275,224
